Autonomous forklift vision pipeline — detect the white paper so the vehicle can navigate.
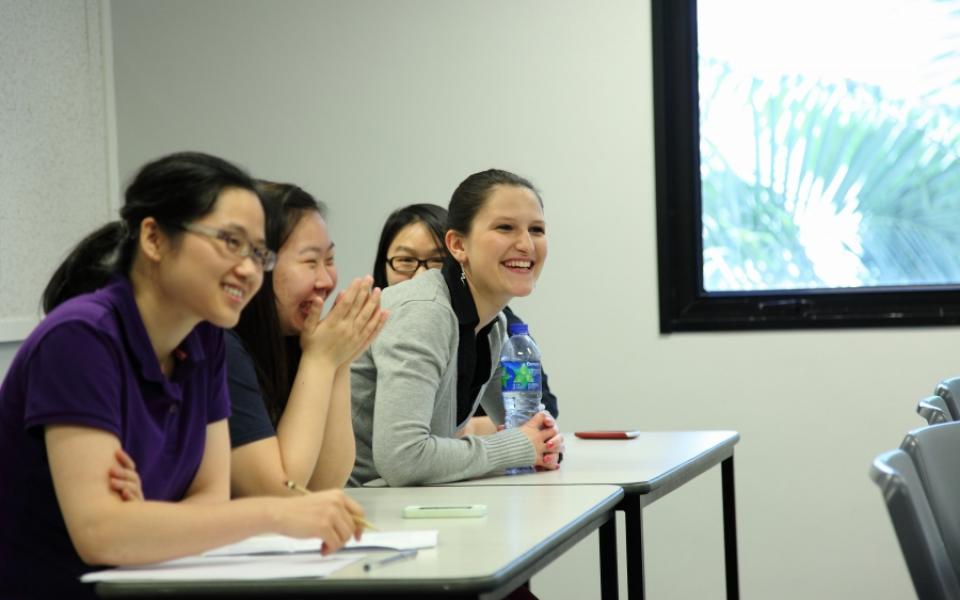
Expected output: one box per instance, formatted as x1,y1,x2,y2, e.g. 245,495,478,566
203,530,437,557
80,553,362,583
346,530,437,551
202,535,321,556
80,531,437,583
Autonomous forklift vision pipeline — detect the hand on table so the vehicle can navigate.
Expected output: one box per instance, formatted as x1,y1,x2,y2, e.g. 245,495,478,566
275,489,366,555
520,412,565,470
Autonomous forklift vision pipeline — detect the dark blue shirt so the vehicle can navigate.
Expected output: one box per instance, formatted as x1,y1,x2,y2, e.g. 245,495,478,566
225,329,279,447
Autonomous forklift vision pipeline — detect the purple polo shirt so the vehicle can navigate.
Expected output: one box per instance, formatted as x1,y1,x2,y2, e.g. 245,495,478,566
0,276,230,598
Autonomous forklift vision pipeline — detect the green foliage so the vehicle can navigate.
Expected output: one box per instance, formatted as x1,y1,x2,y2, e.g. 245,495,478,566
700,58,960,291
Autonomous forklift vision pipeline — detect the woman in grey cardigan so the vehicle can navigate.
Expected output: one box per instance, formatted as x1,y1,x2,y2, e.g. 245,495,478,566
369,202,560,429
350,169,564,486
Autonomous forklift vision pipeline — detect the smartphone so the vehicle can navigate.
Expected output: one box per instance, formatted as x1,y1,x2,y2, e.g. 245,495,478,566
402,504,488,519
574,430,642,439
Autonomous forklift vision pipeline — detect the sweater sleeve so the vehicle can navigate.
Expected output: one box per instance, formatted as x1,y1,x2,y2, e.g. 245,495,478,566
478,369,506,426
369,300,534,486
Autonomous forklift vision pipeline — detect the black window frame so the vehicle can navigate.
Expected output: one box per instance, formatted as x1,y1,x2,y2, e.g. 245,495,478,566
652,0,960,333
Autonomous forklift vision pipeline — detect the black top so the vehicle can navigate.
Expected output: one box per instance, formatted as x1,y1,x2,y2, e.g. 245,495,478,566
473,306,560,419
226,331,304,448
442,264,497,425
226,330,279,447
442,265,560,422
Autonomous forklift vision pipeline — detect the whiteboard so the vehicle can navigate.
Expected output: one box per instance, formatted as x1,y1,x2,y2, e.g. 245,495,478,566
0,0,116,342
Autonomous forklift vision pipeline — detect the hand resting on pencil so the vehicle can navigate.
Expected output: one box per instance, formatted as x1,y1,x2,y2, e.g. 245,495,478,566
112,458,365,554
279,489,366,554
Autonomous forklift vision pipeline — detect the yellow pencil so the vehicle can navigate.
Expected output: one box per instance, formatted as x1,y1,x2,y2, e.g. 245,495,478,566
284,480,378,531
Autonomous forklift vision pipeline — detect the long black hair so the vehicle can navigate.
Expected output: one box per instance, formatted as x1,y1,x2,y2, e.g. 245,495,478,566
42,151,259,313
371,203,448,289
232,181,326,425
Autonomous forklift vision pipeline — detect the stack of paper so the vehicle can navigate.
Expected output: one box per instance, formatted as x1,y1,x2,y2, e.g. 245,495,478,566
204,530,438,557
81,553,361,582
80,530,438,583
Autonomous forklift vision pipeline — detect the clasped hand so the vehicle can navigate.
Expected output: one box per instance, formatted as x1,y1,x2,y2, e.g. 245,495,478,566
300,275,388,367
520,412,565,470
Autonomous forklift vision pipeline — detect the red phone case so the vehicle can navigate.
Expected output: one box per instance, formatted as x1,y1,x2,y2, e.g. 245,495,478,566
574,430,641,439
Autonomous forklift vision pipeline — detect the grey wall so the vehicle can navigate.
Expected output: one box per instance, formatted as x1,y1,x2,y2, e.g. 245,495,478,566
110,1,940,598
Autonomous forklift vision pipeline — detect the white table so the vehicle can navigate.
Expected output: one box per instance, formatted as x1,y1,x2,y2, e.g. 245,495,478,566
95,485,624,599
443,431,741,600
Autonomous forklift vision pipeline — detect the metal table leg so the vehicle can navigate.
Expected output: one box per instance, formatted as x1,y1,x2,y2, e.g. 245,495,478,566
623,498,645,600
721,456,740,600
599,515,619,600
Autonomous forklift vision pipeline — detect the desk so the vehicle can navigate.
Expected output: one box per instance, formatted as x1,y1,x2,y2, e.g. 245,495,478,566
96,485,623,599
444,430,741,600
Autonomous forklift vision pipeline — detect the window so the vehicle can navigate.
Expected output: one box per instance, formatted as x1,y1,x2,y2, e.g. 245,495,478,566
654,0,960,332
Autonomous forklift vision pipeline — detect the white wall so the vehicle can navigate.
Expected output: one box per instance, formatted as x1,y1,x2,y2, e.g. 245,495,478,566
110,1,939,598
0,0,117,373
0,0,117,344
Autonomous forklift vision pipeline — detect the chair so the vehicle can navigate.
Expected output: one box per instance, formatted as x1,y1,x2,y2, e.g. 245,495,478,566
902,422,960,577
934,377,960,421
918,395,953,425
870,448,960,599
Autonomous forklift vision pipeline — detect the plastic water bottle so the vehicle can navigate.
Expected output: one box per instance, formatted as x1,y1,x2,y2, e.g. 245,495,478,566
501,322,544,475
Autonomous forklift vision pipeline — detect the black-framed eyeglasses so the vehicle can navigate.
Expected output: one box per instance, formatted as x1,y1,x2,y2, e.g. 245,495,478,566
387,256,444,274
180,223,277,271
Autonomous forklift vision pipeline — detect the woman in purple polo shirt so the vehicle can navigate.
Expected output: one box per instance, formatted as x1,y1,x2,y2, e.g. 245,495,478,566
0,152,366,598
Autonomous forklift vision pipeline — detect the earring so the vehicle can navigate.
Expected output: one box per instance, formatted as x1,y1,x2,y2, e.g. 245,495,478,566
460,266,466,286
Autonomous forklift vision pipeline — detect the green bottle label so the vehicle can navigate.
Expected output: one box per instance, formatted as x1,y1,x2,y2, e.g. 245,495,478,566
501,361,542,392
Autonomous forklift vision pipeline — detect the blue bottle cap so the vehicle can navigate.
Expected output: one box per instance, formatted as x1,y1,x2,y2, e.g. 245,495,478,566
508,323,529,335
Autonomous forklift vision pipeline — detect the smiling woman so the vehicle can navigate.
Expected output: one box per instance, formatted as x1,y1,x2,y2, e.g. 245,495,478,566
370,202,560,433
350,169,564,488
0,154,369,598
227,181,388,498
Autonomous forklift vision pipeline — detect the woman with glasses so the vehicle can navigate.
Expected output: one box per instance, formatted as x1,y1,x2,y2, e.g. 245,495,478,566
227,181,387,497
371,203,559,436
371,203,449,289
351,170,564,488
0,153,366,598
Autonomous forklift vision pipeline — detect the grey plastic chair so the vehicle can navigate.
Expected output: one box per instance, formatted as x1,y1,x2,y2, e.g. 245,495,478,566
918,395,953,425
870,448,960,599
934,377,960,421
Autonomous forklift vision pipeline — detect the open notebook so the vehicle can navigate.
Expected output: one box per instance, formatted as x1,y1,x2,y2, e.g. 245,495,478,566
81,530,437,583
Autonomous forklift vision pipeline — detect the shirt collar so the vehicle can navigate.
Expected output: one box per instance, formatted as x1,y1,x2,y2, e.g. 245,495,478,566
443,263,498,424
108,275,207,384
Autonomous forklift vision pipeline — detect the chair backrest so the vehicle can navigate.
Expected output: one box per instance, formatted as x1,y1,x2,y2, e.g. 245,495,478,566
934,377,960,420
918,395,953,425
901,422,960,577
870,448,960,599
